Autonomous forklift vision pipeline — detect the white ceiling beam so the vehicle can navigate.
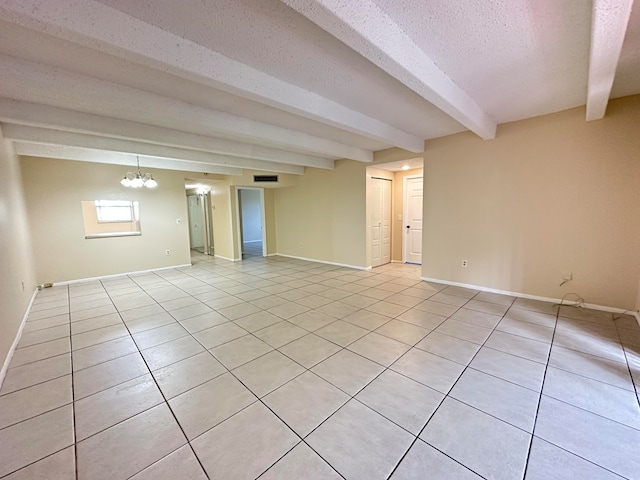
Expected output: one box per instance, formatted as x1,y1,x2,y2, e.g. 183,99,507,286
0,55,372,163
280,0,496,140
586,0,634,121
2,124,305,175
0,97,334,169
0,0,423,152
13,142,242,176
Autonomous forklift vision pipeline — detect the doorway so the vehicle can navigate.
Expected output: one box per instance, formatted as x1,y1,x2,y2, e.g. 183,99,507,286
371,177,392,267
403,175,423,264
236,187,266,259
187,193,214,255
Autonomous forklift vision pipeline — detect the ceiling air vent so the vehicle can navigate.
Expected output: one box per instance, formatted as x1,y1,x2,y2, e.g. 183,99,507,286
253,175,279,183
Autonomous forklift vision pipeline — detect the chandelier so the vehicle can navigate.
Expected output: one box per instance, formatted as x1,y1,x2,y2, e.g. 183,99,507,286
120,156,158,188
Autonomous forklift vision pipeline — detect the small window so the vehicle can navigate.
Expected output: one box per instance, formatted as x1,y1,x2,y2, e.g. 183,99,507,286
81,200,141,238
95,200,139,223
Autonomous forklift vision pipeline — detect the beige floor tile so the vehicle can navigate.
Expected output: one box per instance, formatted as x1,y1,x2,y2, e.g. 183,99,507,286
76,403,187,480
391,348,465,394
535,396,640,479
288,310,337,331
2,446,75,480
315,320,368,347
278,333,342,368
307,400,414,480
130,445,207,480
0,353,71,395
210,334,273,369
395,309,446,330
451,308,502,329
421,398,530,480
124,313,176,334
70,304,118,323
391,440,482,480
132,323,189,350
191,402,299,479
375,319,429,346
312,349,384,395
415,331,481,365
485,330,550,363
0,375,72,429
179,311,228,333
263,371,349,437
140,335,206,371
72,324,129,350
233,350,305,397
261,442,341,480
75,373,164,440
23,314,69,333
73,352,149,399
169,372,256,439
0,405,74,478
254,320,308,348
153,351,226,398
72,336,138,371
342,309,392,331
10,338,71,368
17,325,69,348
70,313,123,335
450,368,539,432
348,332,410,366
470,347,546,392
193,322,248,349
356,370,443,435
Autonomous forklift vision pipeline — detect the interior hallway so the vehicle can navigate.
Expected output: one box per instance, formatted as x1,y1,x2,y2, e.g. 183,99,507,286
0,254,639,479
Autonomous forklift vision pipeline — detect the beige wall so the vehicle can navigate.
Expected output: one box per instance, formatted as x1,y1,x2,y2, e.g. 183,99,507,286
275,159,367,268
0,134,36,370
264,189,277,255
393,168,424,262
422,95,640,310
210,181,235,260
21,157,192,283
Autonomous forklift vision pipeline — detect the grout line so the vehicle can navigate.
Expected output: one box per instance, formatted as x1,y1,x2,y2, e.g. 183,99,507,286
520,303,560,479
385,289,518,479
65,286,79,480
98,277,212,480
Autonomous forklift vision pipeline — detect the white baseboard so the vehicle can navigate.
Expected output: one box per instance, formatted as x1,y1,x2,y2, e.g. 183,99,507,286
276,253,371,271
0,288,38,390
50,264,193,286
421,276,637,317
213,255,238,262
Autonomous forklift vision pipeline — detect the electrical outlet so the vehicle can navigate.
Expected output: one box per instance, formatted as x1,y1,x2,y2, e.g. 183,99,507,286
299,243,303,249
165,249,171,256
461,259,468,267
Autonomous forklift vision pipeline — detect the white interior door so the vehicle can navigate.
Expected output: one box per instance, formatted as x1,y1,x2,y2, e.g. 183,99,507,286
371,177,392,267
403,176,423,264
188,195,204,249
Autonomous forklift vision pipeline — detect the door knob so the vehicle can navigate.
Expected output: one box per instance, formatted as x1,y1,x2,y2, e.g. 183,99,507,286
406,225,410,229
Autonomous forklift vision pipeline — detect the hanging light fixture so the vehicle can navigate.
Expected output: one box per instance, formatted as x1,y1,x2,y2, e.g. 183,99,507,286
121,156,158,188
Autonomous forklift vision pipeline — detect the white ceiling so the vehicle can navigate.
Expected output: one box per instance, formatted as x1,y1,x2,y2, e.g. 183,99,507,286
0,0,637,175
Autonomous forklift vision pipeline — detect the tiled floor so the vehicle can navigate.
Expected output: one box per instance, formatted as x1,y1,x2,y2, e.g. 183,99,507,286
1,253,640,479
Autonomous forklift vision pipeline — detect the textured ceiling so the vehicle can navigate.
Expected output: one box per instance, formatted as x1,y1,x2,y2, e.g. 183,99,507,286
0,0,637,175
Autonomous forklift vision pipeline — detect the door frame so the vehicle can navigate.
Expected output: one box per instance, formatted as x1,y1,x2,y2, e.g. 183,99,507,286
402,174,423,264
234,187,267,258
